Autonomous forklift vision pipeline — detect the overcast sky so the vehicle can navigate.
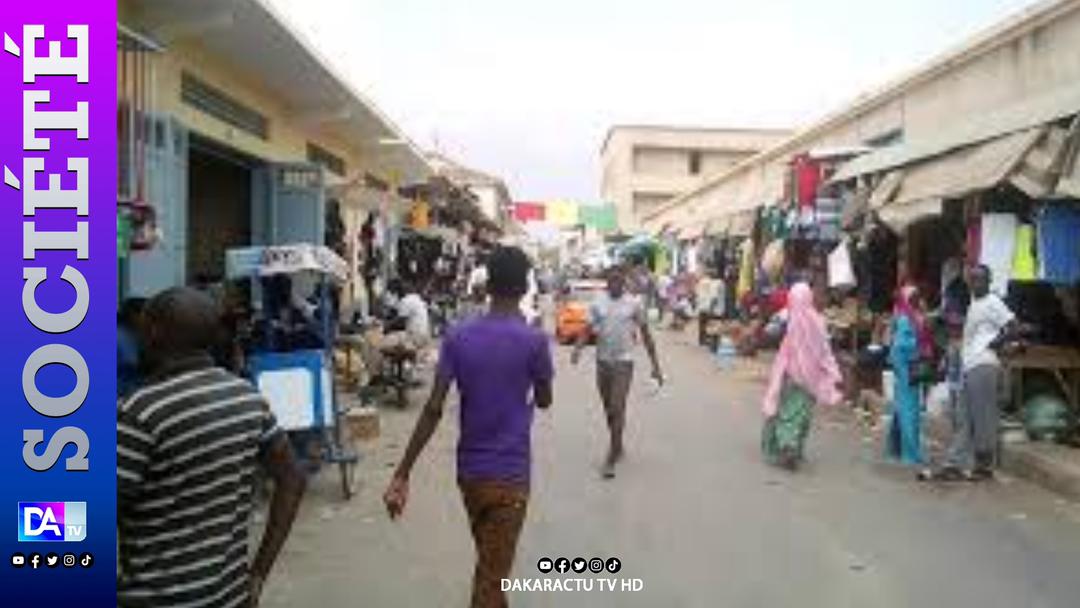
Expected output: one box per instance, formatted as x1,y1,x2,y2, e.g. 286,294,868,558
267,0,1040,202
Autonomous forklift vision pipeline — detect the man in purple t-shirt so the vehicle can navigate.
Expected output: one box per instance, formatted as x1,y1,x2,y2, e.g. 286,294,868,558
385,246,554,608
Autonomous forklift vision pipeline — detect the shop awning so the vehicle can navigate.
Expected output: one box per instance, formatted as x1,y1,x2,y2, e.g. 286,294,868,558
706,208,757,238
884,127,1044,209
833,80,1080,182
1014,117,1080,199
868,171,903,209
681,221,708,241
854,120,1080,232
840,185,871,229
877,198,943,232
1057,136,1080,198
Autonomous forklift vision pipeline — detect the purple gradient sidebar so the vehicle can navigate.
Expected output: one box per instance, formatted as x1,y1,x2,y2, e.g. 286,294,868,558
0,2,116,606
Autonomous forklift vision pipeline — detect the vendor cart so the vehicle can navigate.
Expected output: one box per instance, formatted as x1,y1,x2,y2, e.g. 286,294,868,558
226,243,358,499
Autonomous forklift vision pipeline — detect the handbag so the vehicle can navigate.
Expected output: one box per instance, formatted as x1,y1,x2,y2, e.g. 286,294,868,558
909,356,936,385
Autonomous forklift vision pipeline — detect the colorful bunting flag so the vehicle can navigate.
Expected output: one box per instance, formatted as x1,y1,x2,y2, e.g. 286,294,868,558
513,202,546,223
547,200,579,227
580,203,617,233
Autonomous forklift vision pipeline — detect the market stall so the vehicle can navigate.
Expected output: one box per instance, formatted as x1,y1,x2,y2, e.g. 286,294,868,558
832,111,1080,436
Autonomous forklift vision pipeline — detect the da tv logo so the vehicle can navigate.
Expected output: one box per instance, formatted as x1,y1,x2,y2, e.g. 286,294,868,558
18,502,86,542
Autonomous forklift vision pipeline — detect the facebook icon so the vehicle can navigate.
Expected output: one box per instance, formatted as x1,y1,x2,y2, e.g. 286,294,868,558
17,502,87,542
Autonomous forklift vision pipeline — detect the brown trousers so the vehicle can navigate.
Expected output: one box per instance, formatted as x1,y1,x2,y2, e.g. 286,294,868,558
459,480,529,608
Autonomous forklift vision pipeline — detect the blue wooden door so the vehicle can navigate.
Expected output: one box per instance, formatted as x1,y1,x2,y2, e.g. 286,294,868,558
127,115,188,297
256,163,325,246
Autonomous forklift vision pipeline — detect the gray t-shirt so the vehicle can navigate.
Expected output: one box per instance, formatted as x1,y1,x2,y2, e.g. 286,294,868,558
590,293,644,362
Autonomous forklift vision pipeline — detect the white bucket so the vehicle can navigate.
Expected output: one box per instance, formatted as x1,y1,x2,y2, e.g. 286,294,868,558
882,371,895,405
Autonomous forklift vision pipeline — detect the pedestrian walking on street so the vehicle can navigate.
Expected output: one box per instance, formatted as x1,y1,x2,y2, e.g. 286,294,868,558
885,285,931,466
572,264,665,479
117,287,307,608
921,265,1019,482
384,246,554,608
761,282,843,470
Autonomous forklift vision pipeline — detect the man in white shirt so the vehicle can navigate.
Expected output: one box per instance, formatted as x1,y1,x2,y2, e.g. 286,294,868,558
397,289,431,348
382,280,431,353
943,264,1019,480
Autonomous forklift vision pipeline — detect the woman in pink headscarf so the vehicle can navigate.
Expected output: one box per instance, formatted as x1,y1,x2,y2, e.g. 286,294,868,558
761,282,843,470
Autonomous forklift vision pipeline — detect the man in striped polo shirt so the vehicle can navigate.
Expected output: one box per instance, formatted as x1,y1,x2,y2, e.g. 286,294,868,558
118,287,307,607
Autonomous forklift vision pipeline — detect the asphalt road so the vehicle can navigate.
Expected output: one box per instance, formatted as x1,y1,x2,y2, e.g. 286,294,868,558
260,330,1080,608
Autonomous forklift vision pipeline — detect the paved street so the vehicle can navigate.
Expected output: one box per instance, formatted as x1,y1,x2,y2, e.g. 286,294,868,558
261,331,1080,608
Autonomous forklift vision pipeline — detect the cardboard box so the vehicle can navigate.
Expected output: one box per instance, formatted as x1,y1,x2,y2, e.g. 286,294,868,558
346,407,380,442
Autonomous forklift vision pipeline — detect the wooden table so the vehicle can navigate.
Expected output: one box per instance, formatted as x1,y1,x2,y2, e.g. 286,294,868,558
1005,345,1080,411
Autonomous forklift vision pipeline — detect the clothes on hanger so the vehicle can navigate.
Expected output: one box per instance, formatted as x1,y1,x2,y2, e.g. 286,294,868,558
978,213,1017,296
1011,223,1037,282
1037,205,1080,285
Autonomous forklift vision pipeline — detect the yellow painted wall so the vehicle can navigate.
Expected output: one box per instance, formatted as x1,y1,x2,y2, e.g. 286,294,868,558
119,0,367,176
152,38,363,172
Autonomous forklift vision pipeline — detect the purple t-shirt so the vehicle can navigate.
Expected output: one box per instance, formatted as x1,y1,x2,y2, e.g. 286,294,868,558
438,315,554,485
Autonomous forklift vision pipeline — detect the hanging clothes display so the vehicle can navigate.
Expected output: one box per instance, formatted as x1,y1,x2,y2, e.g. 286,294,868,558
965,217,981,266
1037,205,1080,284
815,197,843,242
761,239,786,283
978,213,1018,296
793,155,822,209
686,242,700,275
795,206,816,237
736,240,755,300
1011,224,1037,282
409,199,430,230
827,239,856,288
856,225,898,314
655,246,671,275
761,206,790,242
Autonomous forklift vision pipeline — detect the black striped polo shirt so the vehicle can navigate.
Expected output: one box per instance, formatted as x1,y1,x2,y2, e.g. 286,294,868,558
117,355,281,608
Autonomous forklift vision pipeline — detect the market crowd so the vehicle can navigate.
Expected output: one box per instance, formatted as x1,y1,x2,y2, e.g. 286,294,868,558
112,213,1079,607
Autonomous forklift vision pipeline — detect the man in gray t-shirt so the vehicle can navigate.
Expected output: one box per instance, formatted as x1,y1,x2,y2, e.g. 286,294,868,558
573,265,663,479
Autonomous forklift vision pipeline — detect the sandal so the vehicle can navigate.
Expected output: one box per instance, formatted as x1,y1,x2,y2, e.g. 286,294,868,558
918,467,968,482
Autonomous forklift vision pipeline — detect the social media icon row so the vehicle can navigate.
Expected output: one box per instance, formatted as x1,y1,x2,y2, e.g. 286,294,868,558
537,556,621,574
10,552,92,569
